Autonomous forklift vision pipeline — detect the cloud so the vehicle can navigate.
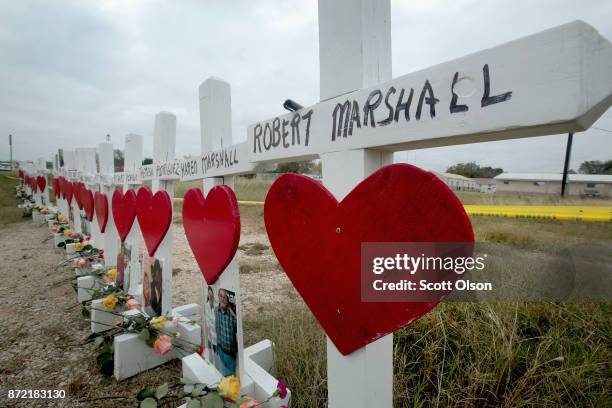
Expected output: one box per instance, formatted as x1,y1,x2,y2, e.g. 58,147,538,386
0,0,610,173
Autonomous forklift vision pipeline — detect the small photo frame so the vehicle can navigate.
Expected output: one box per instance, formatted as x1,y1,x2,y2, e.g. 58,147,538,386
204,286,238,376
142,255,165,317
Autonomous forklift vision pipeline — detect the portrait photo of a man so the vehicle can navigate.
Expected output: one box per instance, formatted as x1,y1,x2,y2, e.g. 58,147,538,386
214,288,237,376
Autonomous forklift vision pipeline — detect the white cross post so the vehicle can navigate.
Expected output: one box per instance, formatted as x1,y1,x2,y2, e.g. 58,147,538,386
113,113,201,381
98,141,120,265
319,1,393,406
177,77,289,407
36,157,50,208
245,1,612,406
150,111,177,316
89,134,145,333
78,147,101,243
63,149,81,233
122,133,144,295
55,150,69,222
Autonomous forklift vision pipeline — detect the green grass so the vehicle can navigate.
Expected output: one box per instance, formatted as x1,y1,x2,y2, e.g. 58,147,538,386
244,302,611,407
0,172,25,225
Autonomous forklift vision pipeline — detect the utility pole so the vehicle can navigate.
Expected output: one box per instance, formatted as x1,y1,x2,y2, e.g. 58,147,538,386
8,134,13,170
561,132,574,197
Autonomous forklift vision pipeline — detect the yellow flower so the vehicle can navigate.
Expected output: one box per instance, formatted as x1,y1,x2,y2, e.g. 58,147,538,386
63,229,72,236
101,294,119,310
74,242,83,251
218,375,241,401
57,213,64,221
105,269,117,281
149,316,167,331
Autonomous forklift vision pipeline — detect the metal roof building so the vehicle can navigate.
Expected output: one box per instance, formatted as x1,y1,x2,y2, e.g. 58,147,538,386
494,173,612,197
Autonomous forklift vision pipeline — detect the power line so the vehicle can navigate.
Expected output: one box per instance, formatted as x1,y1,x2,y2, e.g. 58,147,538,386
592,126,612,133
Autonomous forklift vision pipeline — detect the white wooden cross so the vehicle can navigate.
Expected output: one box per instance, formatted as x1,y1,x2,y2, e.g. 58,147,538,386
35,157,50,207
176,77,289,406
98,141,120,266
89,134,145,333
243,0,612,406
119,133,145,295
112,113,201,381
76,147,100,243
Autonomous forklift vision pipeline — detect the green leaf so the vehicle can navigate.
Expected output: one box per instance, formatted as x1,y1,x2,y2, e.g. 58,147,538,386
100,342,113,354
93,336,105,347
81,307,90,319
96,352,112,368
137,388,156,401
200,392,223,408
155,383,169,399
191,383,204,397
138,328,150,341
99,359,114,376
186,399,201,408
145,335,156,348
140,397,158,408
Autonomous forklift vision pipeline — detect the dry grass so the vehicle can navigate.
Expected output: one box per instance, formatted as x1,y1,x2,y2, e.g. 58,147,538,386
244,301,611,407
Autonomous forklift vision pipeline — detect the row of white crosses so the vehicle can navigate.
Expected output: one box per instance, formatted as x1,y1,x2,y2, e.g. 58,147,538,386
40,0,611,405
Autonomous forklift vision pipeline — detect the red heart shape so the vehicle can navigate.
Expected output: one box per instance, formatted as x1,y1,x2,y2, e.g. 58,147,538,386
94,192,109,233
112,189,137,242
182,186,241,284
36,176,46,192
81,187,95,222
264,164,474,355
75,182,85,210
64,181,74,206
51,178,60,198
59,177,66,199
136,187,172,256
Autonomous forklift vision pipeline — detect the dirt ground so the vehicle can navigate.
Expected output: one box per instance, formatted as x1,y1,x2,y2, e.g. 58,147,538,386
0,209,294,407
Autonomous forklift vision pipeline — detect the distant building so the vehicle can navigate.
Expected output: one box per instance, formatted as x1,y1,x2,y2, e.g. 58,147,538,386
494,173,612,197
433,172,477,192
473,178,496,194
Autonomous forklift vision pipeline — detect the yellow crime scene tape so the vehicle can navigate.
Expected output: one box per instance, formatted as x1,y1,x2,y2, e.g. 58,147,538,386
464,205,612,222
172,198,612,222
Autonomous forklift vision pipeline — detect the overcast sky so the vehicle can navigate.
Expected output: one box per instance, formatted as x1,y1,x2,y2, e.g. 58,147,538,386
0,0,610,173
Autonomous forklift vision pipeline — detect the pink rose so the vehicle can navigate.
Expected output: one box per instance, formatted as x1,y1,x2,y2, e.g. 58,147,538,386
277,381,288,399
153,335,173,355
76,258,89,268
126,298,140,310
239,398,260,408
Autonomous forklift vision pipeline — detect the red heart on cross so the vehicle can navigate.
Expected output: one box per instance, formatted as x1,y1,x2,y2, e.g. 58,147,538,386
28,177,37,192
136,186,172,256
264,164,474,355
58,177,66,199
112,189,137,242
36,176,46,192
182,186,241,285
73,182,83,209
52,177,60,198
64,181,74,206
94,192,109,233
81,187,95,222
